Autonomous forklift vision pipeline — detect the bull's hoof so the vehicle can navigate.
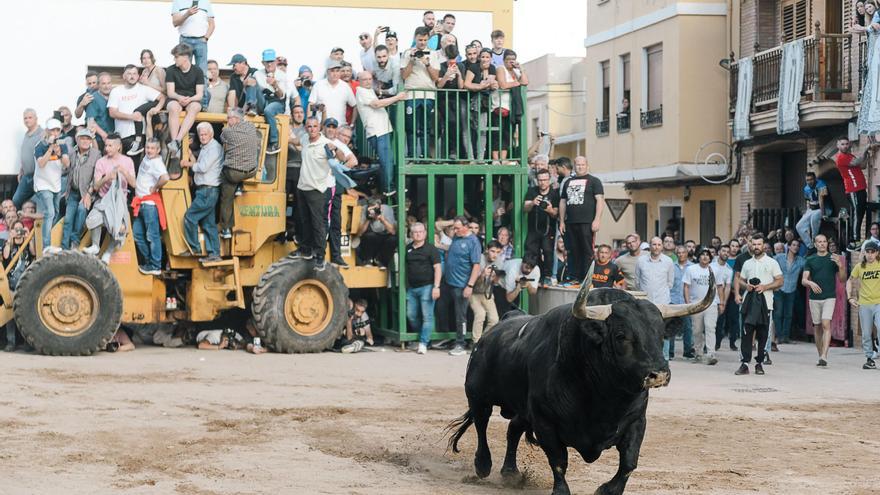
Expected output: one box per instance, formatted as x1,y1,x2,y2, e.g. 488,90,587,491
474,456,492,478
593,482,622,495
500,466,524,488
500,465,520,477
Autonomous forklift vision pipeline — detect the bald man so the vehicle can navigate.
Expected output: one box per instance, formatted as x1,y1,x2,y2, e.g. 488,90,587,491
14,109,43,208
355,71,407,196
558,155,605,281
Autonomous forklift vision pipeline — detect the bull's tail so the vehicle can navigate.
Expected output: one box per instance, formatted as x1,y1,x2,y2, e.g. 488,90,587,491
444,410,474,453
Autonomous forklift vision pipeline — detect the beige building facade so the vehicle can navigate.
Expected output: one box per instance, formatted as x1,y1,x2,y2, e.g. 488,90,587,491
584,0,738,247
521,54,588,160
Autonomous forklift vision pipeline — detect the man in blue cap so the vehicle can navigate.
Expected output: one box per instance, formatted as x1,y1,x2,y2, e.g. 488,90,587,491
293,66,314,110
253,49,287,155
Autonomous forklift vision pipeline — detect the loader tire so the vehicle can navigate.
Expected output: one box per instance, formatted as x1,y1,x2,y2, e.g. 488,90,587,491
13,251,123,356
252,258,348,353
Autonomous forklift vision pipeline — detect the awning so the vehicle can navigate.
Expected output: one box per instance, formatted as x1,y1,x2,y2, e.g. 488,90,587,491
592,163,729,185
553,132,586,145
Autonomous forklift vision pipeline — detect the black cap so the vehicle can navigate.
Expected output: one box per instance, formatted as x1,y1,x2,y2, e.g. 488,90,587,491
865,241,879,252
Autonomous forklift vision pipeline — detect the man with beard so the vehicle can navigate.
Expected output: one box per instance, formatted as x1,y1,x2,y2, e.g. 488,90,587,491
734,234,783,375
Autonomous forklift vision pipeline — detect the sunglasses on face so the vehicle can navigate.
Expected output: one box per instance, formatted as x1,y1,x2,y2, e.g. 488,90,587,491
359,35,370,40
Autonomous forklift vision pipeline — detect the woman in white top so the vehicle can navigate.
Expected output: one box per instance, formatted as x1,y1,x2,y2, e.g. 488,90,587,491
492,49,529,164
139,49,167,94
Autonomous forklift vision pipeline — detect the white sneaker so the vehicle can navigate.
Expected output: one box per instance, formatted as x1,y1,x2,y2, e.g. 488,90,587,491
417,343,427,354
82,245,100,256
42,246,62,255
100,251,112,264
448,345,466,356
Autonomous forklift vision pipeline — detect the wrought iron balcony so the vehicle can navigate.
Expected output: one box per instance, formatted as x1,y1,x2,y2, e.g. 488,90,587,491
616,113,630,133
640,106,663,128
596,118,609,137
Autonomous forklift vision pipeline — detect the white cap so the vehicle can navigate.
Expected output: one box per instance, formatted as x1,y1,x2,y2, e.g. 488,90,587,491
46,118,62,130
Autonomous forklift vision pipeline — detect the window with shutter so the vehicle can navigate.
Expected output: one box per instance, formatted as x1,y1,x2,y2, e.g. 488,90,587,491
781,0,812,42
646,45,663,111
601,60,610,120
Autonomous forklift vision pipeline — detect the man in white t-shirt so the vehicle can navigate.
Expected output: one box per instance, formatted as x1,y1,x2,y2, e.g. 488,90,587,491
683,249,726,365
132,139,169,276
356,72,407,197
253,48,290,154
171,0,214,106
108,64,165,157
32,119,69,253
308,60,357,127
401,26,440,158
503,255,541,314
734,234,783,375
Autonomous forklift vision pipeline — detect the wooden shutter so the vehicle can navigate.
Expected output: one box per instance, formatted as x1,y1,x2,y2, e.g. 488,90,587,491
601,61,610,120
699,200,716,245
635,203,648,241
782,0,812,42
842,0,852,34
647,45,663,111
622,54,631,91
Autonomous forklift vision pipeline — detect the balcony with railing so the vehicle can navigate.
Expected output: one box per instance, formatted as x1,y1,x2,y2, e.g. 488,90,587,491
640,106,663,128
728,24,856,135
616,112,630,133
596,118,609,137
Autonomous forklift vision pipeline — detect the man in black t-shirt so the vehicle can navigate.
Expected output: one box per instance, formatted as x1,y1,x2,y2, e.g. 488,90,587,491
559,156,605,282
592,244,624,288
166,43,205,159
405,222,442,354
524,169,559,282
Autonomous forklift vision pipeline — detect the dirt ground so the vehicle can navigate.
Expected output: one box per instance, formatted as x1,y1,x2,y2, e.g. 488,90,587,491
1,339,877,495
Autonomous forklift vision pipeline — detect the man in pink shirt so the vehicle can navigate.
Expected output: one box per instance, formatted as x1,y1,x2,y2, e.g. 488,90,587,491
83,134,136,262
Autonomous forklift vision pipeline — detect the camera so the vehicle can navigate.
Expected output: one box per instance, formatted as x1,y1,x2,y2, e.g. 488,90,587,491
368,205,381,218
414,49,430,59
298,77,312,89
380,26,390,32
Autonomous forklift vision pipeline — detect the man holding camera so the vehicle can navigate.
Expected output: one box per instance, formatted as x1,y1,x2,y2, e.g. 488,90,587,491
292,66,314,110
503,254,541,310
469,241,504,343
309,60,357,126
357,197,397,269
402,26,441,159
524,169,559,283
33,119,70,254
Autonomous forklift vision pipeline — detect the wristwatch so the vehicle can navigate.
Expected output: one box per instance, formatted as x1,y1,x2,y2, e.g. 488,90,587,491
467,284,474,288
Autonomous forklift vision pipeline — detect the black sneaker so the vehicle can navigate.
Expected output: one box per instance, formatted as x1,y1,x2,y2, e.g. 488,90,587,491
266,143,280,155
220,229,232,239
730,343,738,351
734,363,749,375
864,358,877,370
330,257,349,268
714,343,721,351
754,363,765,375
771,342,779,352
763,356,773,365
314,259,326,271
683,351,696,359
127,136,143,156
817,358,828,367
290,250,314,260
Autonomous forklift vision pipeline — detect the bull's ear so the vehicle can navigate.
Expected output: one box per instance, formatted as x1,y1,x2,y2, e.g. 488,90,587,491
581,319,607,345
663,317,685,340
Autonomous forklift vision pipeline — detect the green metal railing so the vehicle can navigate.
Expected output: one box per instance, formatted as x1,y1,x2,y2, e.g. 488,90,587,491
371,86,530,345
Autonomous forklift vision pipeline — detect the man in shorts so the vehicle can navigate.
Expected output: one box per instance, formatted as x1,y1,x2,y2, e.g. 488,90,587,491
802,234,847,367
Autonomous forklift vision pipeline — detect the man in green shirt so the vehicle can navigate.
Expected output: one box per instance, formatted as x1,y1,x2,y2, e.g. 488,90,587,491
802,235,846,367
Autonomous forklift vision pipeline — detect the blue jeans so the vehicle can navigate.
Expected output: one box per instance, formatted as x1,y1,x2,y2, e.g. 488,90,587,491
407,285,436,345
796,209,822,248
259,100,285,146
369,133,394,194
33,190,57,251
62,191,88,249
180,35,210,108
666,316,694,357
404,99,435,158
12,174,34,209
184,186,220,256
858,304,880,359
133,203,163,270
772,291,796,342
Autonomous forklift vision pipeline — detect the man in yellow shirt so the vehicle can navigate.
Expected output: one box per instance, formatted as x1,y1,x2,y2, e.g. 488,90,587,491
846,241,880,370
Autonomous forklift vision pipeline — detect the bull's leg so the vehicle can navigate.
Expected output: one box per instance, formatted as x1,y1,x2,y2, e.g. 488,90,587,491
594,417,646,495
473,404,493,478
500,415,527,479
537,433,570,495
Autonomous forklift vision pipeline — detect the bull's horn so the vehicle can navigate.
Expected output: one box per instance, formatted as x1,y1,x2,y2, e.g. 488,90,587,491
571,263,613,320
656,269,715,318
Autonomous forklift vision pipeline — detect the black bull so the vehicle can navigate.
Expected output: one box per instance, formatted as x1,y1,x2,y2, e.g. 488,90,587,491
447,270,715,495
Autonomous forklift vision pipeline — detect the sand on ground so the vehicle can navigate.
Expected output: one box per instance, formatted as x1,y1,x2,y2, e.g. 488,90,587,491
1,339,877,495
